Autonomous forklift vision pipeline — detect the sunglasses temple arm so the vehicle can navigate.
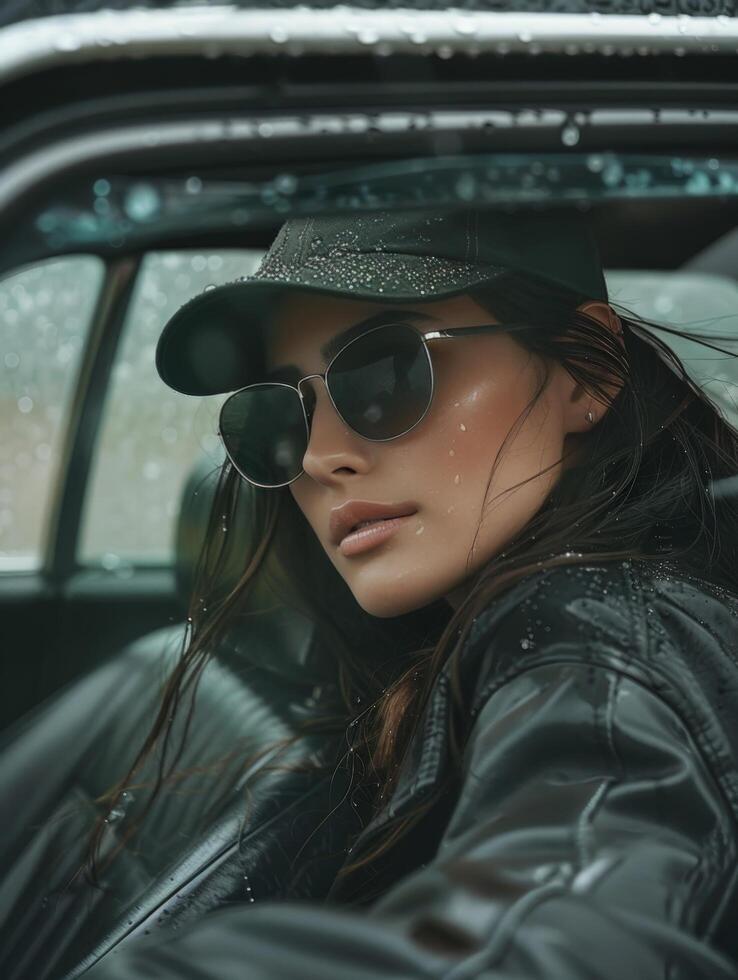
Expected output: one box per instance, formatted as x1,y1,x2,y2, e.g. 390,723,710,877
427,322,534,340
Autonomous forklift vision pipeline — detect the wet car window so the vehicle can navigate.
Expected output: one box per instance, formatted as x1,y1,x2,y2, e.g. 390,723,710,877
0,256,103,570
78,249,262,566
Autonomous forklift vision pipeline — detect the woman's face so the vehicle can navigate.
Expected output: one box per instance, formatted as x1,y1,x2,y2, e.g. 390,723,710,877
266,290,618,618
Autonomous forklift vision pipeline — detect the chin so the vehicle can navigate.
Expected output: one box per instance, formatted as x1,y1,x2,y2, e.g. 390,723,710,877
352,575,451,618
353,589,425,619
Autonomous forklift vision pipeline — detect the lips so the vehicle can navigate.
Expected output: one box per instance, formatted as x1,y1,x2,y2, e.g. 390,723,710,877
329,500,419,546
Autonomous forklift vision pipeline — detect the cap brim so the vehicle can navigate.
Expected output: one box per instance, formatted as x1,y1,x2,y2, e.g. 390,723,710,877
156,257,508,396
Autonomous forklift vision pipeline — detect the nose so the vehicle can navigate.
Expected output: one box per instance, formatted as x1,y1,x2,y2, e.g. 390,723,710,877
297,376,370,483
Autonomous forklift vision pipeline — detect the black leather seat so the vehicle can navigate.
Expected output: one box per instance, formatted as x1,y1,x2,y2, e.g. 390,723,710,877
0,456,330,980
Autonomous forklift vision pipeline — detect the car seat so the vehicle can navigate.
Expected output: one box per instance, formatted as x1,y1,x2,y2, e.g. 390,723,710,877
0,455,346,980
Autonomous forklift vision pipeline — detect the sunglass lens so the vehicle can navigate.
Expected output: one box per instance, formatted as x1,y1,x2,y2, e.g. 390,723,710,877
328,324,432,439
220,384,307,486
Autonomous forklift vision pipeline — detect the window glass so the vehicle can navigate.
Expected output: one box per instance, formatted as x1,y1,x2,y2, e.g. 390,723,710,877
78,250,262,566
0,256,103,570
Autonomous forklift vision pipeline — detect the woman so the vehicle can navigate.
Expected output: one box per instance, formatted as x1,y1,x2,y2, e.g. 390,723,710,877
75,208,738,977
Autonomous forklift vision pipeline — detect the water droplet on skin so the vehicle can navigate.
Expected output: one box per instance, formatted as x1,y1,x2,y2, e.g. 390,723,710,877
447,506,455,514
459,423,466,431
454,474,461,485
415,525,425,535
454,401,460,407
449,449,455,456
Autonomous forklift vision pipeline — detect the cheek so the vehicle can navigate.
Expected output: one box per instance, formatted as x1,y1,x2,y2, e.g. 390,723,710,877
419,374,527,506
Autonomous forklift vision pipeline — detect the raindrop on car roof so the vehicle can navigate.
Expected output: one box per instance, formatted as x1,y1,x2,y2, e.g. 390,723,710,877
453,17,476,36
55,33,81,52
124,184,161,221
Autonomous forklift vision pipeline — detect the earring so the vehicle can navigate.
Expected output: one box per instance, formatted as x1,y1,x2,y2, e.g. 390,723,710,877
585,410,595,424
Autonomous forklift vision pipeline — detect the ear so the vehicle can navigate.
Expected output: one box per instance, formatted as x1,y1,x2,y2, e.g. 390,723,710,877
560,299,625,435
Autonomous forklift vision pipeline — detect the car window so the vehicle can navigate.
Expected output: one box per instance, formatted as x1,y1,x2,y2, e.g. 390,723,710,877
78,249,262,567
0,256,103,571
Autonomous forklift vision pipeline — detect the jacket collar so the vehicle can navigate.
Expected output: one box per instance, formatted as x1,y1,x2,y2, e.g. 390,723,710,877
344,571,545,856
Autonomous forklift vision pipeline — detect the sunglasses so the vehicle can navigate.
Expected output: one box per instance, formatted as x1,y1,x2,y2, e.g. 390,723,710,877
218,320,534,489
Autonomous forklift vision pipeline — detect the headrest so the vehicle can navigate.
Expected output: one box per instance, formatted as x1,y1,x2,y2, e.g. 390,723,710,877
174,453,331,686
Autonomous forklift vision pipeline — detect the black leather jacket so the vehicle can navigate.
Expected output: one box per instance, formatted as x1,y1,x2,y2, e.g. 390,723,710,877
13,558,738,978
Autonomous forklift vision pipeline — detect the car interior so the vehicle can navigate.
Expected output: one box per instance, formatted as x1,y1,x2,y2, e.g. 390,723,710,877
2,6,738,978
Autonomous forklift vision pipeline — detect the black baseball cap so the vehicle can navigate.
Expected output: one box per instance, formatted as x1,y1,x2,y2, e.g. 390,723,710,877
155,207,608,396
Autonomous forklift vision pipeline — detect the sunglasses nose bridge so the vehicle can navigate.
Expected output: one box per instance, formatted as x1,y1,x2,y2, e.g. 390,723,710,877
297,373,326,395
296,373,331,419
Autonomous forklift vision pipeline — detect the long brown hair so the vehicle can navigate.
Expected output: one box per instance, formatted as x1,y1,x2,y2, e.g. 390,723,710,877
81,268,738,897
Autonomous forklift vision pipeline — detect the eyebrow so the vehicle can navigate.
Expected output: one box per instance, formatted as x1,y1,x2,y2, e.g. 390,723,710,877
269,309,439,376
